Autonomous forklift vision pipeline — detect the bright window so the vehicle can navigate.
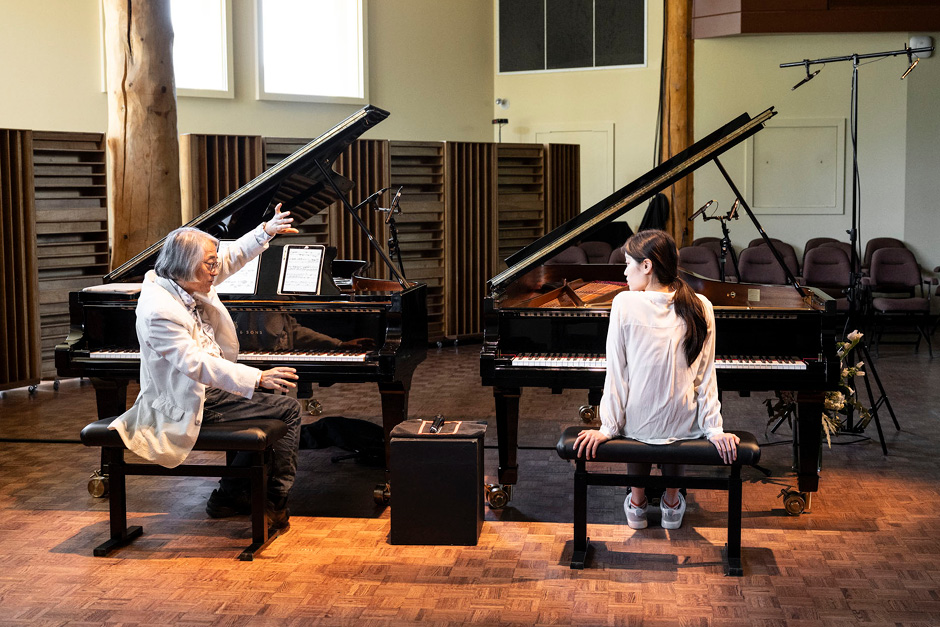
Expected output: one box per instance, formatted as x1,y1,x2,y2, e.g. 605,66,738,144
170,0,233,97
257,0,367,103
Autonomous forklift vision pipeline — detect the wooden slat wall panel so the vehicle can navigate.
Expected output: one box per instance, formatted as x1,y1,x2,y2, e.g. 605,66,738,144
0,129,41,391
263,137,331,244
180,134,264,222
496,143,545,270
445,142,497,339
329,140,391,279
31,131,109,379
546,143,580,232
390,141,446,342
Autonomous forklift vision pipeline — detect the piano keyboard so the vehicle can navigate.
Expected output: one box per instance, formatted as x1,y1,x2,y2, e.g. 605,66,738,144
89,349,369,363
508,353,807,371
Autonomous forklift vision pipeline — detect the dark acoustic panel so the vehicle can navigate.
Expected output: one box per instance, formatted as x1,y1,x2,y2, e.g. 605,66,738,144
595,0,646,67
499,0,545,72
546,0,594,70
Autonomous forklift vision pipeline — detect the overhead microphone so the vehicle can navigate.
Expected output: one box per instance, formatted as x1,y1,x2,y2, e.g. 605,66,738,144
901,56,919,80
384,186,403,223
357,187,390,211
688,199,715,222
728,198,740,220
791,69,820,91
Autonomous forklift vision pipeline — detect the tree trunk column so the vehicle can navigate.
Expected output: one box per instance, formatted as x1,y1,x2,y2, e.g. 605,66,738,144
661,0,694,247
104,0,181,269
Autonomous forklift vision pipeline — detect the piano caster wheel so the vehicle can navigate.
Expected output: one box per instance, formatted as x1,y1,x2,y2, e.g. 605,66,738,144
28,385,38,395
88,470,109,498
780,488,809,515
373,483,390,505
578,405,599,423
485,484,511,509
305,399,323,416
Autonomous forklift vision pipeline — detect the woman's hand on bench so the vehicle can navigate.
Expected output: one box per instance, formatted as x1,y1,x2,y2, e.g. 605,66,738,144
708,432,741,464
573,429,610,460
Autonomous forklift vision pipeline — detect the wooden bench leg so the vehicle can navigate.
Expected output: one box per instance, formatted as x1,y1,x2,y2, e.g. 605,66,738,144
725,465,743,576
239,450,273,561
571,459,589,569
95,447,142,557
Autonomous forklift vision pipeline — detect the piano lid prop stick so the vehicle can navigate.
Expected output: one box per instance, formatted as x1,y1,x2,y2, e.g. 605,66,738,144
313,160,408,289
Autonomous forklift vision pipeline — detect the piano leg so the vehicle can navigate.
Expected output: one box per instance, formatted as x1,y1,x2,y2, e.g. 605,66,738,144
91,377,130,419
377,378,412,503
795,391,823,498
494,386,521,487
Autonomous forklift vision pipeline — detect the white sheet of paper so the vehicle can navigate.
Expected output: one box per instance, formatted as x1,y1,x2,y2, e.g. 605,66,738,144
215,240,260,295
279,245,324,294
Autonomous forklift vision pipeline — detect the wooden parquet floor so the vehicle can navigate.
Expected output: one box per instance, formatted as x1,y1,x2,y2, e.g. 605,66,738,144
1,342,939,626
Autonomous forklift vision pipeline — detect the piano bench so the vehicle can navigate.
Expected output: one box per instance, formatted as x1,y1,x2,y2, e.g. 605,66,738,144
555,427,761,576
79,417,290,561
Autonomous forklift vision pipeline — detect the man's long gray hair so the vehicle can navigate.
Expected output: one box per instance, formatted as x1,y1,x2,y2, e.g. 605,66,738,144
154,227,219,282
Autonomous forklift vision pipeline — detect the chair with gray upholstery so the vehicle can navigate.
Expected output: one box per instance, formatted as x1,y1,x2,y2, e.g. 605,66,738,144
578,241,613,264
802,246,851,312
862,237,906,273
545,246,588,265
678,246,721,280
864,247,932,356
737,245,788,285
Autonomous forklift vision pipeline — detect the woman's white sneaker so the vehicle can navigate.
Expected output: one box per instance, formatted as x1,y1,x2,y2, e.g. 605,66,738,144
660,491,687,529
623,491,649,529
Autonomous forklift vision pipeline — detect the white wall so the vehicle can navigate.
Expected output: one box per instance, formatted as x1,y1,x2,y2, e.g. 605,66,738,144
903,43,940,271
0,0,493,142
694,31,939,272
493,2,665,232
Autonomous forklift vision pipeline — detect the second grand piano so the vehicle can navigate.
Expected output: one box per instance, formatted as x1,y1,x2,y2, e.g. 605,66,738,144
480,107,838,511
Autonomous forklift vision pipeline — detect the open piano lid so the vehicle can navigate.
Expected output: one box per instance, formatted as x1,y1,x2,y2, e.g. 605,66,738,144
487,107,777,296
105,105,390,284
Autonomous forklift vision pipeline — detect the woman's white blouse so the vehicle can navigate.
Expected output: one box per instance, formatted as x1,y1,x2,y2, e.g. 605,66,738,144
598,290,724,444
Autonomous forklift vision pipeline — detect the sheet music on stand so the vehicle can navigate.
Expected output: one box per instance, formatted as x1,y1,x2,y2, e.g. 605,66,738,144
215,240,261,295
277,244,325,295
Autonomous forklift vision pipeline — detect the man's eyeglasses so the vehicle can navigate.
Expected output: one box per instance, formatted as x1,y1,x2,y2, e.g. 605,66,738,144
204,261,221,272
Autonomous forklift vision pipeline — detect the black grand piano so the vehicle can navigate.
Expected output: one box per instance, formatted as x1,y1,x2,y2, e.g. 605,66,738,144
481,107,838,513
56,106,428,498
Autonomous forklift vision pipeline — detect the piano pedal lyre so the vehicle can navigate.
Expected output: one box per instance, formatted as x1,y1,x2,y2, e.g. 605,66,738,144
578,405,599,424
780,487,811,515
88,469,109,498
484,483,512,509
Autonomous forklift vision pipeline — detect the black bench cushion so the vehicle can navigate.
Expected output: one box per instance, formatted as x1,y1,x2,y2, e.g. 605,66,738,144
80,417,289,452
556,426,761,466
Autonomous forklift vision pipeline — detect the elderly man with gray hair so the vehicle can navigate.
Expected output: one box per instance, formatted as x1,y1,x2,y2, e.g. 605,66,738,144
110,204,301,530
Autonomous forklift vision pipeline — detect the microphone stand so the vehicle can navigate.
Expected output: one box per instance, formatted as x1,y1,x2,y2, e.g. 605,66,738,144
779,44,934,453
383,188,406,280
701,199,740,283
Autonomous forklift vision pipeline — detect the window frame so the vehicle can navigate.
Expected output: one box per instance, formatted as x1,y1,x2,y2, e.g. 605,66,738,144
254,0,369,105
98,0,235,99
173,0,235,99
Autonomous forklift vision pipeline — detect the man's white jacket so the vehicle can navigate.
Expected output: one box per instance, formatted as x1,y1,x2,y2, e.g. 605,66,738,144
109,227,268,467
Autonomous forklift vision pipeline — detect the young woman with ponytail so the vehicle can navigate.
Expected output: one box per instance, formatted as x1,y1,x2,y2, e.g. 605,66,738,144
572,229,740,529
